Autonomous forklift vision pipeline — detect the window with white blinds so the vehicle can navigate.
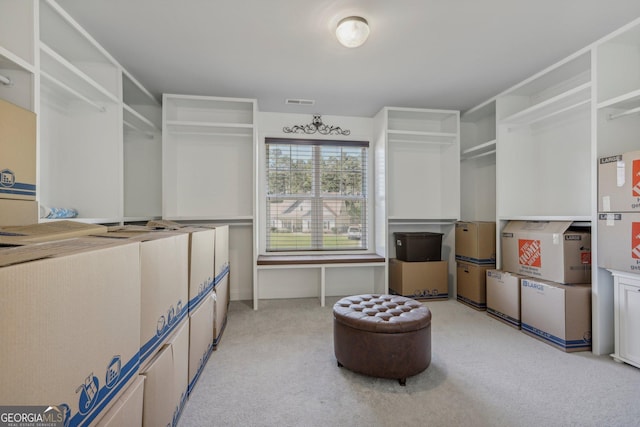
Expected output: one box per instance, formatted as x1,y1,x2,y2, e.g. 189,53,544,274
265,137,368,251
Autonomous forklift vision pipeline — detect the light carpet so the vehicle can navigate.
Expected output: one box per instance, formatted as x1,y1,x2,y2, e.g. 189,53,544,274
179,297,640,427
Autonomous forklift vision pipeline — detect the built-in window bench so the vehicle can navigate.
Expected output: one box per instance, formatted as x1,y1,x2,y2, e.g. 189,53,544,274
254,254,387,309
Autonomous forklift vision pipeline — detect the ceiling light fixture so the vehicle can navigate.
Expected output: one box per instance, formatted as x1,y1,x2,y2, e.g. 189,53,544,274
336,16,370,48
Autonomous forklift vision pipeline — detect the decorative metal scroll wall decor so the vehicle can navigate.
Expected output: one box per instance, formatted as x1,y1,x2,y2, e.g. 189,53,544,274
283,114,351,135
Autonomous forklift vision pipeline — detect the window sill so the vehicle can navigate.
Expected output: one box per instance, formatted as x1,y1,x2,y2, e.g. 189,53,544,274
257,253,385,266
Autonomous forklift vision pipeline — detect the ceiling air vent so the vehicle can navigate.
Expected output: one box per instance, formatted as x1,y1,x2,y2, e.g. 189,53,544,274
285,98,315,106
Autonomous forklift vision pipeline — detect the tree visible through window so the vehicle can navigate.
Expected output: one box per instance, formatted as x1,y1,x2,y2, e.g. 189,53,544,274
265,137,368,251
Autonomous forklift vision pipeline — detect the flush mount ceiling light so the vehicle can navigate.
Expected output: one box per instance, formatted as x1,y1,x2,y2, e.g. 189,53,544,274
336,16,370,48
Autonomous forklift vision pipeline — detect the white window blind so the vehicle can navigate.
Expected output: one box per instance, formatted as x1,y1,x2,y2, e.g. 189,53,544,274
265,137,368,251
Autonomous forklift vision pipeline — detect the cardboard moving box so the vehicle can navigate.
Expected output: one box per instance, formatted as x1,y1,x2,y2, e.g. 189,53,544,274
456,261,494,310
389,258,448,300
520,278,591,352
597,212,640,274
188,293,215,395
0,98,36,201
140,318,189,427
94,227,189,364
501,220,591,284
0,220,107,245
486,269,525,329
598,150,640,212
0,199,38,226
96,376,145,427
455,221,496,264
0,238,141,427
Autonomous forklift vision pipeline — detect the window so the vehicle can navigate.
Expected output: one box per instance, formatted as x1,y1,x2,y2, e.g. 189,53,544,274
265,137,368,251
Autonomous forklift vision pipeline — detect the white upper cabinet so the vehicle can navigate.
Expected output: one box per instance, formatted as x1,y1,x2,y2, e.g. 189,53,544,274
0,0,36,110
496,51,592,219
162,94,257,220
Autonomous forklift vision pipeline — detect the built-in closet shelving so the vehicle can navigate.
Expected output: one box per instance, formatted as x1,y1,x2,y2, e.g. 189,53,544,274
162,94,257,222
0,0,36,112
122,71,162,221
38,0,123,223
374,107,460,294
460,100,496,221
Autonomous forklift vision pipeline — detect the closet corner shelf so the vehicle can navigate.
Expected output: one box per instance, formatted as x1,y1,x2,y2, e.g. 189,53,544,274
461,139,496,160
124,104,161,134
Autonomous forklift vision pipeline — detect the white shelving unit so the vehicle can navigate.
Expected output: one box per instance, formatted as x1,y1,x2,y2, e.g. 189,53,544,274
460,100,496,221
38,0,122,223
122,70,162,221
609,270,640,369
496,51,592,221
374,107,460,295
162,94,256,221
0,0,36,112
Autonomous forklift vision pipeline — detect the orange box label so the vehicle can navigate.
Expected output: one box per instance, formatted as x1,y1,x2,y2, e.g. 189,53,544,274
632,222,640,259
633,159,640,197
519,239,541,267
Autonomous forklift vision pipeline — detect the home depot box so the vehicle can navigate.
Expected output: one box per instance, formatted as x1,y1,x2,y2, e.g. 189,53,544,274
0,238,141,427
214,273,230,347
597,212,640,274
520,278,591,352
188,293,215,395
455,221,496,264
0,97,36,200
598,150,640,212
389,258,448,300
486,269,526,329
96,376,145,427
140,318,189,427
94,227,189,364
456,261,495,310
501,220,591,284
0,199,38,226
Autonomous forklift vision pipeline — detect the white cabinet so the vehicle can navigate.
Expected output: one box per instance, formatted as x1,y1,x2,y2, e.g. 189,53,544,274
162,94,256,221
374,107,460,294
122,71,162,221
610,270,640,368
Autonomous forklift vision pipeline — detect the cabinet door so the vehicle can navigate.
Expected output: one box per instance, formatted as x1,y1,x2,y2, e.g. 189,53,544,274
619,282,640,364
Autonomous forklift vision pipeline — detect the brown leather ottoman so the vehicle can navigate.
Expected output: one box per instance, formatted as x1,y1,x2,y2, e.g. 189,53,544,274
333,294,431,385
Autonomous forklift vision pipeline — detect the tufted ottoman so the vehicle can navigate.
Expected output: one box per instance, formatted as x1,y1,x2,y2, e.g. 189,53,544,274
333,294,432,385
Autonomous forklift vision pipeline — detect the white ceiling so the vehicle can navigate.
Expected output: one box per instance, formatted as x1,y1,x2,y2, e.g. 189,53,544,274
56,0,640,117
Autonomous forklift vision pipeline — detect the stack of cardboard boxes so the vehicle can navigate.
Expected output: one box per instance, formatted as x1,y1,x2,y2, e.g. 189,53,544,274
455,221,496,310
490,220,592,352
597,150,640,274
389,231,448,301
0,220,230,426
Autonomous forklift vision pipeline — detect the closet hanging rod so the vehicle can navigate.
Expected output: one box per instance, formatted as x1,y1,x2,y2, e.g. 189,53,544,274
0,73,12,86
124,119,154,139
40,71,106,112
462,149,496,161
507,99,590,131
609,105,640,121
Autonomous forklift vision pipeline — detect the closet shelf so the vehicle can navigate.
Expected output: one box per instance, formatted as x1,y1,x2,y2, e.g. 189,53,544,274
0,47,35,73
41,70,106,112
387,129,457,144
500,82,591,127
388,217,458,225
165,120,254,136
124,104,160,134
461,139,496,156
598,89,640,115
40,42,119,105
